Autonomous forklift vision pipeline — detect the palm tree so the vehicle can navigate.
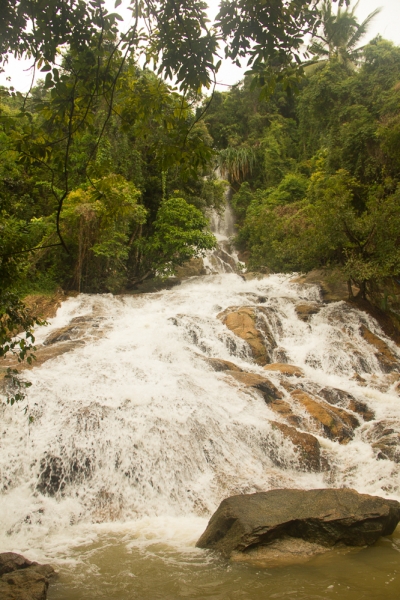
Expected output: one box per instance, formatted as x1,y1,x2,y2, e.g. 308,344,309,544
218,146,256,184
308,0,381,68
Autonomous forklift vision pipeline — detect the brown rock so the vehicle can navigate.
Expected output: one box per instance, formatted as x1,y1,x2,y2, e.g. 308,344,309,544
0,315,106,376
347,398,375,421
267,400,301,427
364,420,400,463
196,489,400,559
203,357,243,372
291,390,359,443
231,537,332,568
242,272,269,281
295,302,321,322
226,371,282,402
226,371,300,427
0,553,36,576
1,341,84,377
217,306,276,365
237,250,250,265
175,258,206,278
352,373,367,386
290,269,352,302
269,421,322,472
318,387,375,421
264,363,304,378
360,325,399,373
0,554,54,600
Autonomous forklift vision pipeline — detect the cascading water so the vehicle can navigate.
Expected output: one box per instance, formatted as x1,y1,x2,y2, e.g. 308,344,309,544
203,198,241,274
1,210,400,598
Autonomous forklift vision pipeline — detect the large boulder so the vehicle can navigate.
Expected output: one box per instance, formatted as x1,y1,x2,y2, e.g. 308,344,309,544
0,553,54,600
196,489,400,562
217,306,276,365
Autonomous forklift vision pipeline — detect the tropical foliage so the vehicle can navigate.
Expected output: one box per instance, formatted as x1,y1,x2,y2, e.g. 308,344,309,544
205,29,400,304
308,0,380,68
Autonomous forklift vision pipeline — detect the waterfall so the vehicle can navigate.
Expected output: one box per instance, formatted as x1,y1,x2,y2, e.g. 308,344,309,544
1,227,400,589
203,199,241,274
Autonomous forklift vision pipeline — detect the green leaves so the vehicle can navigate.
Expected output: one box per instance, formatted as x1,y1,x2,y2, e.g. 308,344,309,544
0,291,45,406
143,197,216,275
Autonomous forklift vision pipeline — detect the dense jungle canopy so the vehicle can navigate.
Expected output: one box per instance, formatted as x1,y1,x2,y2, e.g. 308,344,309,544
1,0,400,399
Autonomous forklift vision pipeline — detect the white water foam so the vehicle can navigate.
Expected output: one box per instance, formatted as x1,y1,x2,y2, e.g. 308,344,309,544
1,273,400,563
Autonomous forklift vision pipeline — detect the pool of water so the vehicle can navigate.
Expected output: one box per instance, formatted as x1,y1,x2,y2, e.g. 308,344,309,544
48,527,400,600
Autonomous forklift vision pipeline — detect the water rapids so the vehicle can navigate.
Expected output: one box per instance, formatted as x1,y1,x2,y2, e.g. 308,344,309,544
1,204,400,599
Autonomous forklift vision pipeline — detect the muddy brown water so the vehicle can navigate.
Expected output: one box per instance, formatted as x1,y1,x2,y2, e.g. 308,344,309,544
48,528,400,600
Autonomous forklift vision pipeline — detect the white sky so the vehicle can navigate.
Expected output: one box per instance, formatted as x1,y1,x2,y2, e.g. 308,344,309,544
0,0,398,92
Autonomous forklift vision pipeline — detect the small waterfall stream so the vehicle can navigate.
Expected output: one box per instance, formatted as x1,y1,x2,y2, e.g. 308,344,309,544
1,205,400,598
203,200,241,274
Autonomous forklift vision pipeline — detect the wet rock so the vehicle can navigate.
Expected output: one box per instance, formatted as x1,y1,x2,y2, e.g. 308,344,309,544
203,357,243,372
318,386,375,421
0,553,36,576
242,272,269,281
217,306,276,365
237,249,250,265
365,420,400,463
230,537,331,568
43,324,80,345
37,451,93,496
290,268,351,302
132,276,181,293
272,348,289,363
225,371,300,427
226,371,282,402
74,403,110,433
196,489,400,560
175,258,207,278
43,315,105,347
0,553,54,600
264,363,304,378
214,246,238,272
1,341,85,377
295,302,321,322
352,373,367,386
291,390,359,443
267,400,301,428
269,421,322,472
360,325,399,373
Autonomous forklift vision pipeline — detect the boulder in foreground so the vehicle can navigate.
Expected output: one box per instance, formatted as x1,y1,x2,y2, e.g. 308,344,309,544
0,553,55,600
196,489,400,562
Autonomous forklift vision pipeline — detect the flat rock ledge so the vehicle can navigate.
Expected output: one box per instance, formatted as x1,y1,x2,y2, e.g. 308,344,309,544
0,553,55,600
196,489,400,566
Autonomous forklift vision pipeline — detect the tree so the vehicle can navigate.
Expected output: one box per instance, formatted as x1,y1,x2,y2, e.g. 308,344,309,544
218,146,256,185
140,196,216,278
308,0,380,68
1,0,351,388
